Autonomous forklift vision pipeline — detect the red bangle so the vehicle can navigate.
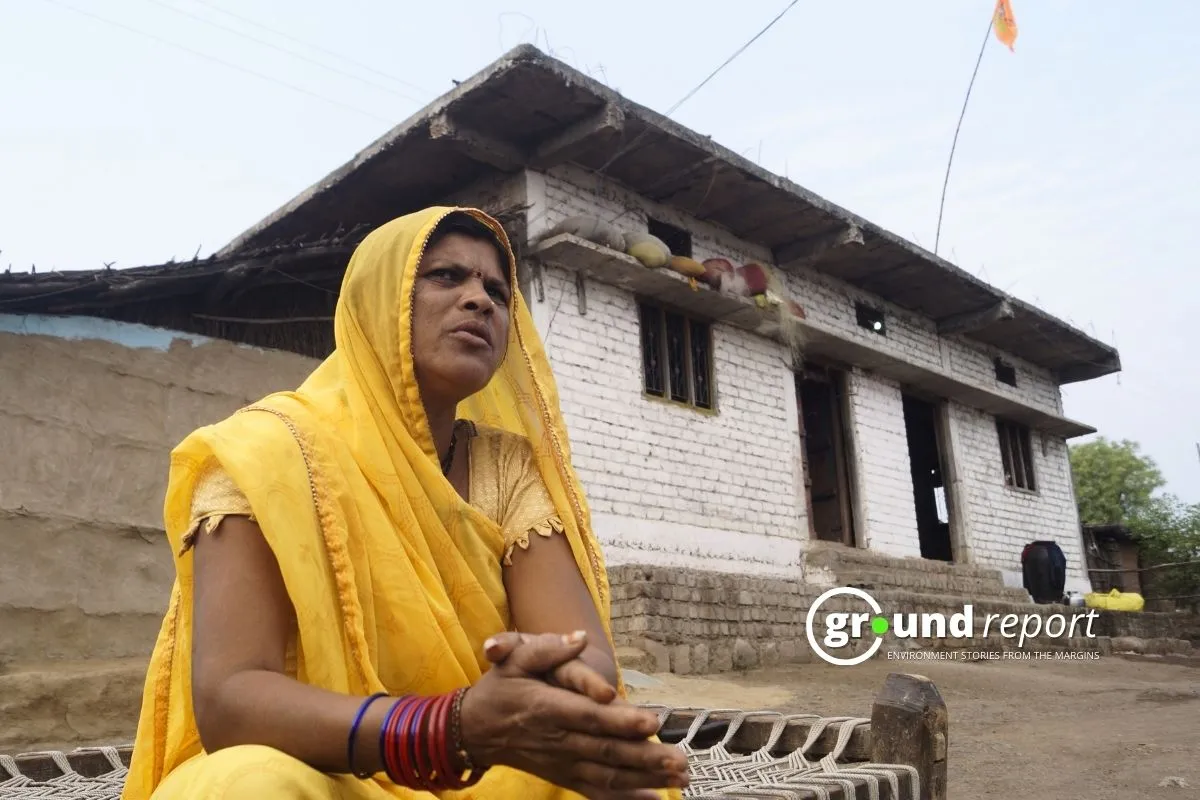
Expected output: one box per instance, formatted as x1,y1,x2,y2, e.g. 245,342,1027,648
410,696,436,790
398,696,425,788
380,691,483,790
382,695,420,786
428,691,454,786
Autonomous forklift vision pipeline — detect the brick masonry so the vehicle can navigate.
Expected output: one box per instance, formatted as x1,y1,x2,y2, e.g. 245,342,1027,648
608,565,816,673
607,565,1197,674
522,165,1092,587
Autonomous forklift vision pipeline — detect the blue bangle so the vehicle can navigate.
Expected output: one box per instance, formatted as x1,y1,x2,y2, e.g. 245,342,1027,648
348,692,388,778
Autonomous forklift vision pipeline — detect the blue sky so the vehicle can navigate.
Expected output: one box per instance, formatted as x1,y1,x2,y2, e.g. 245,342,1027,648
2,1,1197,500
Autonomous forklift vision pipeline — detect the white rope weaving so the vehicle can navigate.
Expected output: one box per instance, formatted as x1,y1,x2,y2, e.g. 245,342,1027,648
0,748,126,800
652,706,924,800
0,706,926,800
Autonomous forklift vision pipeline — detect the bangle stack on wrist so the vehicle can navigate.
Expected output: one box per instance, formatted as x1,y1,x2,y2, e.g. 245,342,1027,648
348,688,483,789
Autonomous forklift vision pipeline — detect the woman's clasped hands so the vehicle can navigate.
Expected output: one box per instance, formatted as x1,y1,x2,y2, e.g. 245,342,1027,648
458,631,690,800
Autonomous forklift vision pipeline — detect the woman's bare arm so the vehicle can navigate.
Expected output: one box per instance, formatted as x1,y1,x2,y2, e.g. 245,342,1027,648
190,515,392,774
503,531,620,690
191,515,672,794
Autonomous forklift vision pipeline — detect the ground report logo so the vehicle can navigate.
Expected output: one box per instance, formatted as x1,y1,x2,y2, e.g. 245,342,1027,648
805,587,1101,666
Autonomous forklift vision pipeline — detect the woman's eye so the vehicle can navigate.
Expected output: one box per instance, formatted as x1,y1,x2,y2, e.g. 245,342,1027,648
488,286,510,305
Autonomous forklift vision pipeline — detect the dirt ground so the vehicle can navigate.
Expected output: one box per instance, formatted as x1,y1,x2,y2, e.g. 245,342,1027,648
625,654,1200,799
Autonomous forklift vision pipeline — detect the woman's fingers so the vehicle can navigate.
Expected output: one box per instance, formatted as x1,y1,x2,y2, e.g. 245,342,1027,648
542,691,664,741
551,658,618,704
488,631,616,703
500,630,590,675
482,631,531,664
551,729,686,776
568,759,689,794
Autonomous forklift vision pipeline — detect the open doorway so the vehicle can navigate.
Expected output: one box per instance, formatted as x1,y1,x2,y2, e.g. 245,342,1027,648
901,393,954,561
797,367,857,546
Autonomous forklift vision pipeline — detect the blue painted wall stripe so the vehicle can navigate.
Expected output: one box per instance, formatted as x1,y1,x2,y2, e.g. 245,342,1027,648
0,314,211,352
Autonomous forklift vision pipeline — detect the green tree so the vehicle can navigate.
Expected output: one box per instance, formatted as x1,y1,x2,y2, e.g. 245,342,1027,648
1070,437,1200,605
1129,495,1200,604
1069,437,1165,526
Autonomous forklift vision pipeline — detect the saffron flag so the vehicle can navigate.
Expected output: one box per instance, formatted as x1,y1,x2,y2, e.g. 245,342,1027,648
993,0,1018,50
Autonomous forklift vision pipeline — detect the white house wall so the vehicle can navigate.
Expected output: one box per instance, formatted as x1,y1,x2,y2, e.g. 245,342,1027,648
949,402,1091,594
533,267,805,576
521,165,1091,587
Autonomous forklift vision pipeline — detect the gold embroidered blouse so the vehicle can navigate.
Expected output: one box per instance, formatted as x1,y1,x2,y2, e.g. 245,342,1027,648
181,423,562,566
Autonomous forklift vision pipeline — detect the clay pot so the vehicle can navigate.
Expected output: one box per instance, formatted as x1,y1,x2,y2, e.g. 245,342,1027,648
737,262,773,296
700,257,734,288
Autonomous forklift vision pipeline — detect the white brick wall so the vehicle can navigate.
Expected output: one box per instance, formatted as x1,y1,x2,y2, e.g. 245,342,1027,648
532,266,804,576
844,371,922,558
949,402,1090,591
777,268,1063,416
529,165,1065,416
514,165,1088,584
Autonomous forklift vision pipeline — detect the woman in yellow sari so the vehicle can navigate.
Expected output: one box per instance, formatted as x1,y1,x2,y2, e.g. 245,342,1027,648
120,206,688,799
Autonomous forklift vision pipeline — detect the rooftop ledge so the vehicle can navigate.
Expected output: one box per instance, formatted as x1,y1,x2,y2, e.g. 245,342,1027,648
532,234,1096,440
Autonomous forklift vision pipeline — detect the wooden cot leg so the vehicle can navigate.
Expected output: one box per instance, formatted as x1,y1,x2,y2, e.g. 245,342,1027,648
870,672,948,800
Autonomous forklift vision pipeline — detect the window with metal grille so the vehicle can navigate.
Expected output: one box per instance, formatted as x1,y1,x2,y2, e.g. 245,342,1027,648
639,301,713,410
997,419,1037,491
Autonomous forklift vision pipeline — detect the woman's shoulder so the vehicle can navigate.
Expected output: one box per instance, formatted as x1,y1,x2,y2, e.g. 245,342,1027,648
467,422,535,462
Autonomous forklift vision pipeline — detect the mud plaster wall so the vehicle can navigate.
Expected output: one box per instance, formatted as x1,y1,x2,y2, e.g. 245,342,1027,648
0,316,320,663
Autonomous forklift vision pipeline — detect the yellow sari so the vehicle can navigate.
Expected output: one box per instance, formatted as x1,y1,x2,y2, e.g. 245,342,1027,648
121,207,675,799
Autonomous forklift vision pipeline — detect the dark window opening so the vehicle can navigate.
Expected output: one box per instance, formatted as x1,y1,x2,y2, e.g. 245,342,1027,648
994,358,1017,387
647,218,692,258
903,394,954,562
639,304,665,397
997,419,1037,491
639,301,713,410
797,367,857,546
855,302,886,336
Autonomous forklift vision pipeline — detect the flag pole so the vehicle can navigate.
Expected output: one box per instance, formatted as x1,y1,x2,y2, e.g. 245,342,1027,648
934,13,997,256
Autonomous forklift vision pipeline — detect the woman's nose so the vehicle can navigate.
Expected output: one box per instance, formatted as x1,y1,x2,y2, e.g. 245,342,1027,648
460,280,494,313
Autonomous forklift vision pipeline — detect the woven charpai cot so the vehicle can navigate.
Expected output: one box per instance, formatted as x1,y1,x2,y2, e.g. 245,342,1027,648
0,733,918,800
649,705,923,800
0,748,126,800
1,673,947,800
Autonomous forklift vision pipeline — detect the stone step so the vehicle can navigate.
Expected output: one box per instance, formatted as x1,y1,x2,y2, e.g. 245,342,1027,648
805,541,1008,582
0,658,145,754
837,566,1031,603
861,587,1070,616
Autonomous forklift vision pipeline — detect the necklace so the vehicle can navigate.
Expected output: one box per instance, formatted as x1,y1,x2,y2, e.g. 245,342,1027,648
440,423,459,476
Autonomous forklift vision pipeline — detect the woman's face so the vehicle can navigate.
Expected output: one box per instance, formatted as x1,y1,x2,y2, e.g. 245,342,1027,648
411,231,511,407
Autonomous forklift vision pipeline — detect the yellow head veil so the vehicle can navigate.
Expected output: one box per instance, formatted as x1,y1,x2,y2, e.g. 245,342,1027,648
122,207,621,798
